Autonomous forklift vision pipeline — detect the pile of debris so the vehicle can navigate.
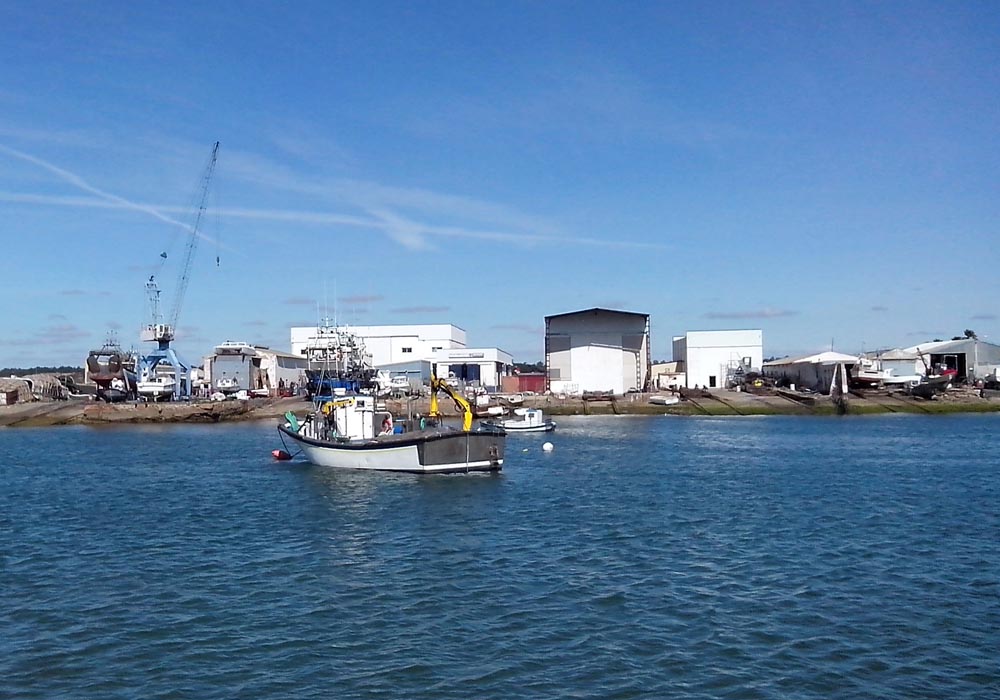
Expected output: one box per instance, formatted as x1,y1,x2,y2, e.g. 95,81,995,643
0,373,70,403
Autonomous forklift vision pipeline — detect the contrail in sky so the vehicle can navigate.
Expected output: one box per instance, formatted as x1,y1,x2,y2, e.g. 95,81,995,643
0,191,671,251
0,142,208,240
0,142,669,251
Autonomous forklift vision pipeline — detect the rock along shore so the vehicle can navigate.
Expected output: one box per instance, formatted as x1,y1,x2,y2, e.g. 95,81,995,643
3,388,999,429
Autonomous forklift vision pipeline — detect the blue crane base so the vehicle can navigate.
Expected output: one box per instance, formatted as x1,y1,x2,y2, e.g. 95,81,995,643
137,344,190,401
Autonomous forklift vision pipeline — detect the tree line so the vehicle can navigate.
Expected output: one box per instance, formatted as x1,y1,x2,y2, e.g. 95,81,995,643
0,365,84,376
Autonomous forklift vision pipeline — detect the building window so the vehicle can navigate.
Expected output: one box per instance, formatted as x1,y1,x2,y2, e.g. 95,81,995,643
402,347,412,353
432,346,442,351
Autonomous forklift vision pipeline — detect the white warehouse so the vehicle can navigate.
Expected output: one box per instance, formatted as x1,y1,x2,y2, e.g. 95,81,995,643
545,308,651,395
672,330,763,389
290,324,466,366
434,347,514,391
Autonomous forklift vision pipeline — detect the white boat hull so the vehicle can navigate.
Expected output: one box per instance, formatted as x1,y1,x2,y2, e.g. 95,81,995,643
280,425,505,474
649,395,680,406
499,422,556,433
137,380,176,398
485,407,556,433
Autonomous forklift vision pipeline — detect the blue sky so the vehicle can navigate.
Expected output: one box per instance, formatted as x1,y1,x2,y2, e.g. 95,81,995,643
2,1,998,368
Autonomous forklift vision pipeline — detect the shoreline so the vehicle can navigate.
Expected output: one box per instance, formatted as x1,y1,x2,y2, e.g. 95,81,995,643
2,389,999,428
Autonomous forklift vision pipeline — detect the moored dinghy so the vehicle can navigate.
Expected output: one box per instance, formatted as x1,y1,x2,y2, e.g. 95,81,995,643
482,407,556,433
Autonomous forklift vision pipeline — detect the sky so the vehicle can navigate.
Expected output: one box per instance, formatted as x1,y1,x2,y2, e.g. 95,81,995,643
1,1,998,368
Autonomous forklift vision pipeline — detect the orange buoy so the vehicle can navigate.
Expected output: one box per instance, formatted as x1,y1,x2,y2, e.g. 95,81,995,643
271,449,292,461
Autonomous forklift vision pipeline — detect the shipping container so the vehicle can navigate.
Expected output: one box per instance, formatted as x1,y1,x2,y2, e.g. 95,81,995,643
516,373,547,394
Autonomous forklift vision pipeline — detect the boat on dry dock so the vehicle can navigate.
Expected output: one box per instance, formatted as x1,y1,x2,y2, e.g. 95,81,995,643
301,320,381,398
648,394,680,406
85,333,137,402
137,375,178,401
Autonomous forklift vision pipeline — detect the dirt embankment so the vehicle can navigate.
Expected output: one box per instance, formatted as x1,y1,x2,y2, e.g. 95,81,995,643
0,396,304,428
387,388,1000,417
2,389,998,428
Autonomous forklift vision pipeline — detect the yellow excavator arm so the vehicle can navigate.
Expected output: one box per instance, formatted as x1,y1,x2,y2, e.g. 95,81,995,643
428,373,473,431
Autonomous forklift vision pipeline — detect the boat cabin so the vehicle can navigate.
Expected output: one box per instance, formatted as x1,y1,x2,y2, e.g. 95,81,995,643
304,395,395,442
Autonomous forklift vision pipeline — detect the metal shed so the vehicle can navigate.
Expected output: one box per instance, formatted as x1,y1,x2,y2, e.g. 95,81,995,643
763,351,858,394
905,338,1000,383
544,308,651,395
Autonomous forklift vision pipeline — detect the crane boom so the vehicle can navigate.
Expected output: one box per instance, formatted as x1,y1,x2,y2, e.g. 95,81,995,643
169,141,219,330
428,373,474,431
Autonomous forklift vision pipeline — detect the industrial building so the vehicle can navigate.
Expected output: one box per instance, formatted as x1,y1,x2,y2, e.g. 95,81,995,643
672,330,763,389
651,361,686,391
205,342,309,395
378,359,434,387
872,348,922,381
289,324,515,391
545,308,651,395
903,338,1000,383
290,324,466,366
763,351,858,393
433,347,513,391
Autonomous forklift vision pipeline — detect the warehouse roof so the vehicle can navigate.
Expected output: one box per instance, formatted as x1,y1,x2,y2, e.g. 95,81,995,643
764,351,858,367
545,307,648,321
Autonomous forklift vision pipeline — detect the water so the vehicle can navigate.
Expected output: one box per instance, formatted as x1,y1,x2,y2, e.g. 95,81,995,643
2,415,999,699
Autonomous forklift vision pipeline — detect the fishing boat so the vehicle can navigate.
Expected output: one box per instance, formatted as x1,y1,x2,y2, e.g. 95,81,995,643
276,374,505,474
908,373,953,399
302,319,380,397
85,333,138,402
906,348,955,398
482,407,556,433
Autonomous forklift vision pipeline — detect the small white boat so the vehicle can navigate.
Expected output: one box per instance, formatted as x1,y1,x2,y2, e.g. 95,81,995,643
277,375,506,474
649,394,680,406
483,407,556,433
216,375,240,394
137,376,177,401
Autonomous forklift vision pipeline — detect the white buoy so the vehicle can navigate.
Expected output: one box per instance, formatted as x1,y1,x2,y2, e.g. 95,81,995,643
542,442,554,452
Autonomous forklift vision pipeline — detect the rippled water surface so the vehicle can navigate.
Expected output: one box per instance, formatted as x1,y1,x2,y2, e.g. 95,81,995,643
3,415,999,699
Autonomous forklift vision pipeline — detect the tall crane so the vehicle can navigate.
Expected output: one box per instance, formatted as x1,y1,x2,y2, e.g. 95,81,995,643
170,140,219,333
137,142,220,401
142,141,220,345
